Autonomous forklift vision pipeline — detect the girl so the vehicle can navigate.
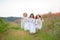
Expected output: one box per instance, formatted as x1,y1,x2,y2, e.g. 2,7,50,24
21,13,29,31
29,13,36,34
35,14,43,32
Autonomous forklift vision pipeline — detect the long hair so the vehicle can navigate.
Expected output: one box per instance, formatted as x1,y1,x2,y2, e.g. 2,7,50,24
35,15,42,20
29,13,34,18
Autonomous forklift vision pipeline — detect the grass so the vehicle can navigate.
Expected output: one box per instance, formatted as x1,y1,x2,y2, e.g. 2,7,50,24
2,25,60,40
0,15,60,40
2,28,33,40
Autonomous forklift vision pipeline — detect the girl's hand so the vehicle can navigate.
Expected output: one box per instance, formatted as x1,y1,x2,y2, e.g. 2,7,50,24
35,24,37,25
28,21,29,22
42,19,44,22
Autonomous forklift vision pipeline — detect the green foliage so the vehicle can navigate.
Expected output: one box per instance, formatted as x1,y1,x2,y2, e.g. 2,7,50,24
0,17,9,33
11,27,23,30
0,14,60,40
42,15,60,40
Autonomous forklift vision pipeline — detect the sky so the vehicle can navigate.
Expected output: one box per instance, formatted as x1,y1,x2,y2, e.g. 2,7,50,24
0,0,60,17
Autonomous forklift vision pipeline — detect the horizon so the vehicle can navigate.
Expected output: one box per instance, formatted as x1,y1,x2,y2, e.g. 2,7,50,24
0,0,60,17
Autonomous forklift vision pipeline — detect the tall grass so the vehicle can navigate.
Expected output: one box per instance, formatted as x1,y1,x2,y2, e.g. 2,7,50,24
0,17,9,33
0,13,60,40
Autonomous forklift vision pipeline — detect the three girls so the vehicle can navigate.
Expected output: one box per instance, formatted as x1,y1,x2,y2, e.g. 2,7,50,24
21,13,44,34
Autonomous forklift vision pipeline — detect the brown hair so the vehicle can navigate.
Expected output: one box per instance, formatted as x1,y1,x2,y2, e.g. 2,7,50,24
35,15,42,20
29,13,34,18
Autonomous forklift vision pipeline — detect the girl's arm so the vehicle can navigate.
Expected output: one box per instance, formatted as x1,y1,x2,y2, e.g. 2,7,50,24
34,19,38,25
41,18,44,22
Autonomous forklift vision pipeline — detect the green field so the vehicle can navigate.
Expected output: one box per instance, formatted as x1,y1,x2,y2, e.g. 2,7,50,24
0,13,60,40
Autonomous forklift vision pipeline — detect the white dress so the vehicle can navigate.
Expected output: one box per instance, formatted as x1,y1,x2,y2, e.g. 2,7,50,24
35,18,42,30
29,18,36,33
21,17,29,30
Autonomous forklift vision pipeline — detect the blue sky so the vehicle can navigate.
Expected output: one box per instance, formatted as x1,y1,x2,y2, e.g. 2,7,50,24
0,0,60,17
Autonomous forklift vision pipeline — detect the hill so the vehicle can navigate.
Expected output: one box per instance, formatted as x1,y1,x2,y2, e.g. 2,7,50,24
0,12,60,40
6,17,21,22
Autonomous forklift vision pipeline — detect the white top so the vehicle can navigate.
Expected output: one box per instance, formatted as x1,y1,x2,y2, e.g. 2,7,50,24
21,17,29,29
35,18,42,29
35,18,42,25
29,18,35,24
29,18,36,33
